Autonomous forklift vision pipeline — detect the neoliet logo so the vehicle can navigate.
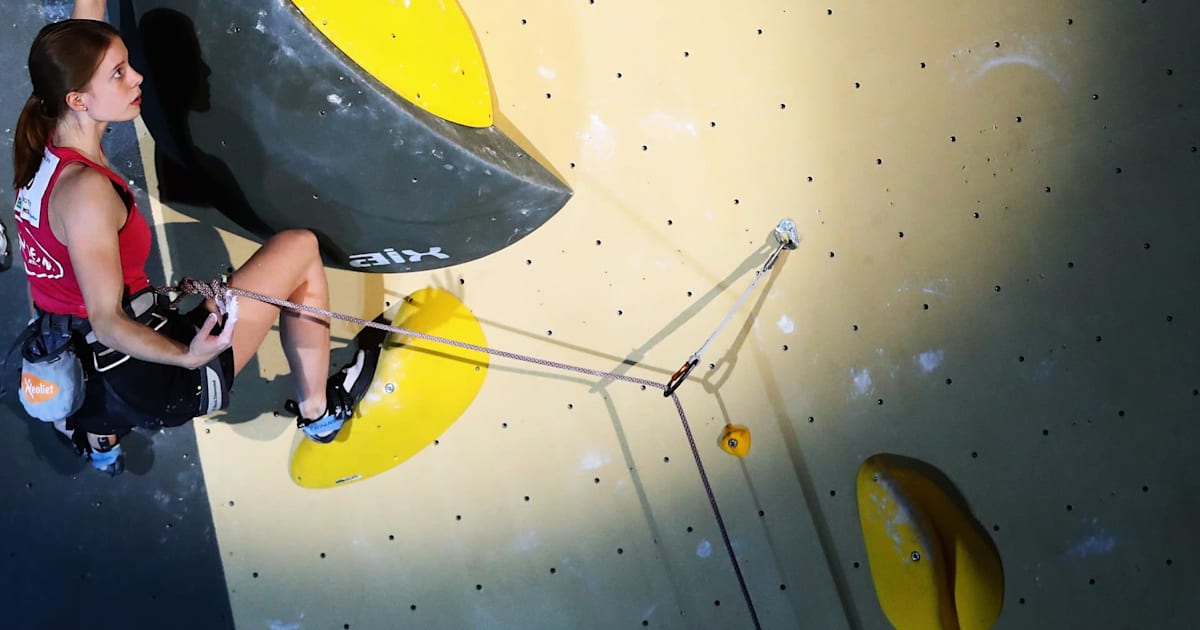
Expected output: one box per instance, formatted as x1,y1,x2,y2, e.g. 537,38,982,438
21,373,59,403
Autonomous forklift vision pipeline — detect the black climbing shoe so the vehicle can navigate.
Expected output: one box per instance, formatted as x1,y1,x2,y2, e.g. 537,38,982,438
288,347,379,444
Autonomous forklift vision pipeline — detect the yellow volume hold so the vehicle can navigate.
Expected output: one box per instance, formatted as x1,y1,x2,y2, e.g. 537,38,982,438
291,0,493,128
856,454,1005,630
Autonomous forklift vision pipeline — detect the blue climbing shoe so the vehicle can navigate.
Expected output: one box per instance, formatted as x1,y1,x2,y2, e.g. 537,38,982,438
54,421,124,475
288,347,379,444
89,444,124,476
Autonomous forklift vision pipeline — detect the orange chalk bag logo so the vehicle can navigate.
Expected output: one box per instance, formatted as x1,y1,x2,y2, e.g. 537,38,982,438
21,372,60,403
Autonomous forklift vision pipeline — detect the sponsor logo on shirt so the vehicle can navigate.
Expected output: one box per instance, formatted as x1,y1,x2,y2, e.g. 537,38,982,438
18,228,64,279
14,194,38,227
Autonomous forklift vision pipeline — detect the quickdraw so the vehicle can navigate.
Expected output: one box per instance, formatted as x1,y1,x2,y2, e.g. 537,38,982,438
664,218,799,396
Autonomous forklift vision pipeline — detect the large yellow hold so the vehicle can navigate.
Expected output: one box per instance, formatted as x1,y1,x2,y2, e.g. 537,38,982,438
856,454,1005,630
291,0,493,127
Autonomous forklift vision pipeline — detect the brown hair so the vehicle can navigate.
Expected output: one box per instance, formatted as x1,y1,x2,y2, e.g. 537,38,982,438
12,19,120,190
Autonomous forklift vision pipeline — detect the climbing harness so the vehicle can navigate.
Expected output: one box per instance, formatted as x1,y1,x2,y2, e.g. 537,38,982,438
158,218,798,629
664,218,799,396
85,289,173,373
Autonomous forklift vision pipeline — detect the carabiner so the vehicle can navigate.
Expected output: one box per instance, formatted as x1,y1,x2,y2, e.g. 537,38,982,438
664,355,699,397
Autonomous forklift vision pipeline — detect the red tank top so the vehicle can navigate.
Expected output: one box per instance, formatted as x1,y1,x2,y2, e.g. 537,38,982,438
13,138,151,318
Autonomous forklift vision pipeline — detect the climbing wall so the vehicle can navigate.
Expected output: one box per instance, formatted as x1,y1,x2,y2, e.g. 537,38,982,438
3,0,1198,628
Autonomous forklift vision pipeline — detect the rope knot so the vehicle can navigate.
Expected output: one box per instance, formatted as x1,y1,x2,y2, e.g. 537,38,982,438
159,276,235,316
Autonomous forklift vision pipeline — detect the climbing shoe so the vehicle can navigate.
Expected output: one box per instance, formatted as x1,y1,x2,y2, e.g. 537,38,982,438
54,421,125,476
288,347,379,444
89,443,124,476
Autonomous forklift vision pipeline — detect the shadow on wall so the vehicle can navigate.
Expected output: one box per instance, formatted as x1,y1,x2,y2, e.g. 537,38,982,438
126,5,364,264
126,6,268,241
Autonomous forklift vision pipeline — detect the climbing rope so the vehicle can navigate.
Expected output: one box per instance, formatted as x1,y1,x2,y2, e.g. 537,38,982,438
160,216,799,629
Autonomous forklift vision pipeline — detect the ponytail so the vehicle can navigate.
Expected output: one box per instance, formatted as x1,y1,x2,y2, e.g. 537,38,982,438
13,93,55,190
12,19,121,190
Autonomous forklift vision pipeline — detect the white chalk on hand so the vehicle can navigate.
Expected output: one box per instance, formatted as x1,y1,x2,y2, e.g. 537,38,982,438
224,293,239,325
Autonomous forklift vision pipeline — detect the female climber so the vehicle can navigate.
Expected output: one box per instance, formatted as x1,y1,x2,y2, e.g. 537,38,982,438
10,0,374,474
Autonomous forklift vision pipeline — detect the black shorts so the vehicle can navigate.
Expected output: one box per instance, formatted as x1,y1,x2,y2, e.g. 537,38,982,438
73,307,234,435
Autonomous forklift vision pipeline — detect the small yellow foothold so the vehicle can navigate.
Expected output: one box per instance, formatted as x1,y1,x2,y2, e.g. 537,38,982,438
718,424,751,457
